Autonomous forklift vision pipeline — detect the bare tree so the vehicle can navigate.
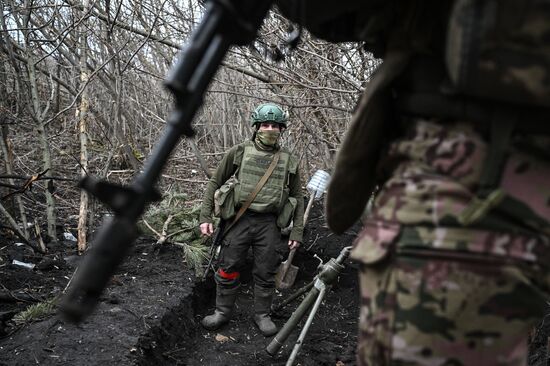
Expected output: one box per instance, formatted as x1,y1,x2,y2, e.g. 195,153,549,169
0,0,381,248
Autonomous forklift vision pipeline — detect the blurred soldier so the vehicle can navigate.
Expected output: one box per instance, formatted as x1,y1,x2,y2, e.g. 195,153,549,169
199,103,304,336
277,1,550,364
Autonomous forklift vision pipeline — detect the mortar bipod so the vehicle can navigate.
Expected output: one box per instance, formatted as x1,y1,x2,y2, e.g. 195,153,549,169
266,246,352,365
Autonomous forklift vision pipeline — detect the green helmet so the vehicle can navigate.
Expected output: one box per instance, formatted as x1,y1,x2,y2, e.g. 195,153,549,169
250,103,288,128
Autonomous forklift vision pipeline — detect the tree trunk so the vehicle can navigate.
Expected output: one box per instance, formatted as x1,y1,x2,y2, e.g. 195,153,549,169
36,123,56,240
20,0,56,241
0,126,29,239
77,0,91,254
28,61,56,241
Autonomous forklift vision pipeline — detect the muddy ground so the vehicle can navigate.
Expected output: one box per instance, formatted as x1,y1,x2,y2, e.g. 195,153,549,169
0,202,360,365
2,201,550,365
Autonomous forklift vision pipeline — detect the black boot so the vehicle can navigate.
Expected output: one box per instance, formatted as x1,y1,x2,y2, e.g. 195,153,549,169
201,285,239,330
253,285,278,336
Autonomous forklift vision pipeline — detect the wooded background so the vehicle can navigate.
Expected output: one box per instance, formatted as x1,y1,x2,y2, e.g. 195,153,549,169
0,0,380,252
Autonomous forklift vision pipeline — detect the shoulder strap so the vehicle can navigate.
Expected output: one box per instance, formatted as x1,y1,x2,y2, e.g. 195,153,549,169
224,151,281,234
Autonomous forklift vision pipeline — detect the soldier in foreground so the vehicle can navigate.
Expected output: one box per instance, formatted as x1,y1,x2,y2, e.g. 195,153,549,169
199,103,304,336
276,1,550,365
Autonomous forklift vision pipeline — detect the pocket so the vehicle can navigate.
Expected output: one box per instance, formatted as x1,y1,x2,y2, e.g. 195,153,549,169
350,220,400,265
276,196,297,228
214,177,239,220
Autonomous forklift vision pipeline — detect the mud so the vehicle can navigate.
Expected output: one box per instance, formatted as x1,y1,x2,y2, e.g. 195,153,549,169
133,203,360,365
0,237,193,366
0,203,361,365
2,202,548,365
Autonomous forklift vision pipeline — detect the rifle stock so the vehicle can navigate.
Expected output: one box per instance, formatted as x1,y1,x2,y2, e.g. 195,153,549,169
60,0,273,323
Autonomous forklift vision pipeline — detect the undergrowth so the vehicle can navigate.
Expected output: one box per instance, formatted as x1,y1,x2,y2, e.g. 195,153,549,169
13,298,57,325
140,192,213,276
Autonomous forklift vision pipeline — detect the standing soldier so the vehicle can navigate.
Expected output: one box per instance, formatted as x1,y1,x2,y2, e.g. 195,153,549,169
276,1,550,365
199,102,304,336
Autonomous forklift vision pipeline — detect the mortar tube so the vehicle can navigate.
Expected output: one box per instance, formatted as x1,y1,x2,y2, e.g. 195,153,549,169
286,284,327,366
266,286,320,355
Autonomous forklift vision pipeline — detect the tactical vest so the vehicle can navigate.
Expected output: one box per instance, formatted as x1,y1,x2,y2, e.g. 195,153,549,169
235,141,294,214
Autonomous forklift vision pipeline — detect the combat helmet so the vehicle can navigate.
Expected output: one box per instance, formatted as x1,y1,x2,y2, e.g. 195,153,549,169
250,103,288,128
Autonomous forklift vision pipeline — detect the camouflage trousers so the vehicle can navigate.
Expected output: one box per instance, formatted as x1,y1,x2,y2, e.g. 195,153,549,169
351,119,550,366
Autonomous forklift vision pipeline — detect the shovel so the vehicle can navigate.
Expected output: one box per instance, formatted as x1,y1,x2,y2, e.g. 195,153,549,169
275,193,315,289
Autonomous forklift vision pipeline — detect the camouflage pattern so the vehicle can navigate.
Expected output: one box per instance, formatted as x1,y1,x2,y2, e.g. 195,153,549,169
351,119,550,365
371,120,550,234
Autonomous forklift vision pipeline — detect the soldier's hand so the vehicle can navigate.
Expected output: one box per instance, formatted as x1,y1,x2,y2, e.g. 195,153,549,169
200,222,214,237
288,240,300,250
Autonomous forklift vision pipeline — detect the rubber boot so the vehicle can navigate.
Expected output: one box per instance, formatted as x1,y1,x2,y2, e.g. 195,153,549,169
253,285,278,336
201,285,239,330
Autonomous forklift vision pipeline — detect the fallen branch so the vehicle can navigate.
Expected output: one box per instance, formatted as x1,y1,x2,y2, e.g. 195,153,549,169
142,219,160,237
34,222,47,253
142,218,189,249
0,290,41,303
0,205,45,254
157,215,174,245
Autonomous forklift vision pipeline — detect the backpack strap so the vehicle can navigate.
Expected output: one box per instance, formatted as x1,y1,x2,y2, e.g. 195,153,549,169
458,111,516,226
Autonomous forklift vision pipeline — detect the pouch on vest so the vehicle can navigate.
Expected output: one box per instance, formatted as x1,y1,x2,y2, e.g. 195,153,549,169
446,0,550,108
277,196,297,229
214,177,239,220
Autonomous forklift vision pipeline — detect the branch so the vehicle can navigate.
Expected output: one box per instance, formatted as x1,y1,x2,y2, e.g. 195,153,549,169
0,174,76,182
142,219,160,237
0,210,45,254
0,43,76,96
157,215,173,245
0,171,77,200
63,0,271,83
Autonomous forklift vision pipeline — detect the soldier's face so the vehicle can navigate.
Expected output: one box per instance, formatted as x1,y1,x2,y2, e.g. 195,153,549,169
259,122,282,131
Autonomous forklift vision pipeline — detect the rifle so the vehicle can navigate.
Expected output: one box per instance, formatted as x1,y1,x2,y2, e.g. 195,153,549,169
202,219,227,280
59,0,273,323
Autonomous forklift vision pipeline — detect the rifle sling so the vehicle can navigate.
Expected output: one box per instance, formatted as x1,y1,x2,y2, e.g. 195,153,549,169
224,150,281,235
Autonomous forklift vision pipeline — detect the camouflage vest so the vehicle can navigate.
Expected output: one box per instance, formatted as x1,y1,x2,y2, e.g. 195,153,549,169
235,141,293,214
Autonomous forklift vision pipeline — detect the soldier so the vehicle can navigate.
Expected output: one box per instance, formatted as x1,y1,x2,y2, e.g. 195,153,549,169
276,1,550,365
199,102,304,336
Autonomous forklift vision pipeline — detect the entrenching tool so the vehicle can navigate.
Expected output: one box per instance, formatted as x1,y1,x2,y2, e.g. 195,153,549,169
275,195,311,289
275,246,299,290
275,170,330,290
